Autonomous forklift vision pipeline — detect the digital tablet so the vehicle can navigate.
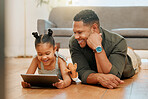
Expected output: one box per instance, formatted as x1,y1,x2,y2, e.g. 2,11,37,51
21,74,59,87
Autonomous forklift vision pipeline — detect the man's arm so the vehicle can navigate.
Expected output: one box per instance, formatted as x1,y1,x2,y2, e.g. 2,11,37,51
87,33,127,78
87,32,112,73
94,39,127,76
94,47,112,73
87,73,124,89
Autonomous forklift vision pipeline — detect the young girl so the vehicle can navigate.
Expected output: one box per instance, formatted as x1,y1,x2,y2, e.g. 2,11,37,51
21,29,71,89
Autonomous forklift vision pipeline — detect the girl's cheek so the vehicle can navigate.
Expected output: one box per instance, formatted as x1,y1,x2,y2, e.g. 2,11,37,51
48,55,53,59
37,56,42,61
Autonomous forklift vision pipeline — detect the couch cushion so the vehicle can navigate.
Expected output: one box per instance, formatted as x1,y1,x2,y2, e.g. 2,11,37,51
125,38,148,50
51,28,73,37
111,28,148,37
53,37,71,48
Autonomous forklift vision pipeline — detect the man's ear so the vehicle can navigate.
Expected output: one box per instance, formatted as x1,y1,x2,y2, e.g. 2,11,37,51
91,23,100,33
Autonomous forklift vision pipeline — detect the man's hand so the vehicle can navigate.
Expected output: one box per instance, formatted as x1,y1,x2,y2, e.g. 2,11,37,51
97,74,124,89
87,33,102,50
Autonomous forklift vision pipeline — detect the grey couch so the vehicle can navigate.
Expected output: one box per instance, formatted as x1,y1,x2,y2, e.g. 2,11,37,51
37,6,148,49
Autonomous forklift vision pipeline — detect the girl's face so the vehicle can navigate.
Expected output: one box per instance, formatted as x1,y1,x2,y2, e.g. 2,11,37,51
36,43,56,66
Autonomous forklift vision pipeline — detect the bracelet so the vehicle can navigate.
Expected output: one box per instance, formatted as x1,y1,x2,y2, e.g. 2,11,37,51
72,76,79,81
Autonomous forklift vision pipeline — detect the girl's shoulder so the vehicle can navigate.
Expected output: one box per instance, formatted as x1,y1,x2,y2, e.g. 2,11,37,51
33,55,38,60
57,56,67,69
58,56,66,65
32,56,40,64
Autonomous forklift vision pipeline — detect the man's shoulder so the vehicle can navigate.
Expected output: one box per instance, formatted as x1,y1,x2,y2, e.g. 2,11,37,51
102,28,125,43
101,27,127,52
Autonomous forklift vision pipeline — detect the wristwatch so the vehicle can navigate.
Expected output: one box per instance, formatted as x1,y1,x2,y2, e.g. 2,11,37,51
94,46,102,53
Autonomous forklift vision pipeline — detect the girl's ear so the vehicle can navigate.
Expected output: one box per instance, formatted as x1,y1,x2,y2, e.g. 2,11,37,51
53,46,57,53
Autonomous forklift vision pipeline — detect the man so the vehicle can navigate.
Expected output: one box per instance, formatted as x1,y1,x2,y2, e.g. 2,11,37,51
69,9,136,89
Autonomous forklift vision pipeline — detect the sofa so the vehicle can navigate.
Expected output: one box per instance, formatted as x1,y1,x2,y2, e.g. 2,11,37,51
37,6,148,50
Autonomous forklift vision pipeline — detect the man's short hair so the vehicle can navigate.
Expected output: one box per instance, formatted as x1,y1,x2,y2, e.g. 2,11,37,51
74,9,100,27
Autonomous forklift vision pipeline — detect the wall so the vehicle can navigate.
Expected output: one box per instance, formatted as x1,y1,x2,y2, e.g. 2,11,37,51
5,0,69,57
5,0,50,57
72,0,148,6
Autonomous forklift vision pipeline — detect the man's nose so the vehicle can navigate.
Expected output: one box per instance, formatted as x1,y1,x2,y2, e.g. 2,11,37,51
74,33,79,39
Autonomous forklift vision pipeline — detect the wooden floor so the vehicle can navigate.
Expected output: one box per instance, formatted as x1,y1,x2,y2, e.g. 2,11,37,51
5,50,148,99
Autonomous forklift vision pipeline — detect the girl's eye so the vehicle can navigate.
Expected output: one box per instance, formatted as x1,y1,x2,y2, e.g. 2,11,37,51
38,53,42,56
46,53,50,55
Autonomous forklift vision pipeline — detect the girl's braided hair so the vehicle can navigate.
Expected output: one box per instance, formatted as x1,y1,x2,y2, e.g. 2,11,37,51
32,29,55,48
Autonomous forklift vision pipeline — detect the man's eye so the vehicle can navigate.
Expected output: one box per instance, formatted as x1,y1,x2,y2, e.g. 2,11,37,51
74,32,82,34
78,32,82,34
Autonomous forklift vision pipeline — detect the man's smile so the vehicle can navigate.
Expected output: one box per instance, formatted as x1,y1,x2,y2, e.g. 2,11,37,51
78,39,85,44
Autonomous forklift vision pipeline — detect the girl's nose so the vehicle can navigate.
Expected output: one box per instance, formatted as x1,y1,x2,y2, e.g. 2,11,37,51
42,55,47,59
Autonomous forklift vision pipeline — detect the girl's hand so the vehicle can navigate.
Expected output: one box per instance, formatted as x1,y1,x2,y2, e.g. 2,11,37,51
21,81,31,88
52,79,65,89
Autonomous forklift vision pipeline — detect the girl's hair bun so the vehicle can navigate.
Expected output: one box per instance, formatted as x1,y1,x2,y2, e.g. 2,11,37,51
48,29,53,36
32,32,39,39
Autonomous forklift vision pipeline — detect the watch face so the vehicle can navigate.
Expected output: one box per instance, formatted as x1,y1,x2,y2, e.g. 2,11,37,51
96,46,102,53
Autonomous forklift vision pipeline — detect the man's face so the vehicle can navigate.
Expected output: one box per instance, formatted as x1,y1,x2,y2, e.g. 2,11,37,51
73,21,92,48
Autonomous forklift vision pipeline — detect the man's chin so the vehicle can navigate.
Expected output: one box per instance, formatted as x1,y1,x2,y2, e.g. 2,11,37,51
80,44,86,48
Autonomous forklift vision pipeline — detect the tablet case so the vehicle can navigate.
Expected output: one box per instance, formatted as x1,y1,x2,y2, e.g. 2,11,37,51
21,74,59,87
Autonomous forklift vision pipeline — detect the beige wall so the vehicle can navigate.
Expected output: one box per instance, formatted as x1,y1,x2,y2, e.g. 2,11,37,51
5,0,69,57
5,0,50,57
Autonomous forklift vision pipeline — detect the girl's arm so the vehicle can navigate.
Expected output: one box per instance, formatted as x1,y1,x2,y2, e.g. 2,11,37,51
26,57,38,74
22,57,38,88
53,58,71,88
